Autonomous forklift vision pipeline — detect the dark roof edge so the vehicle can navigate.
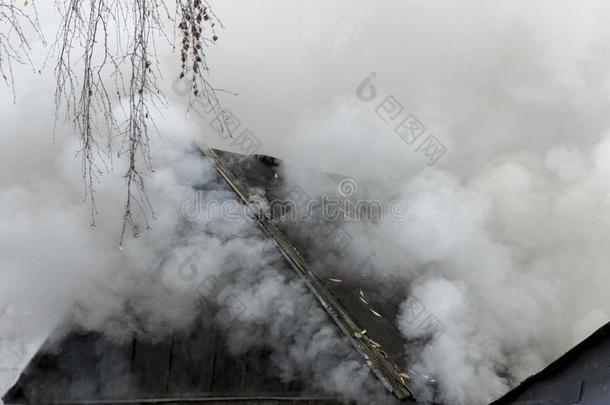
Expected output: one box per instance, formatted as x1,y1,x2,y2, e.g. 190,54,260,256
491,321,610,404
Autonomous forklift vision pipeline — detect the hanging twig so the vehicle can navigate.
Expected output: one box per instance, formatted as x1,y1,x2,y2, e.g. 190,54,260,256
45,0,225,245
0,0,44,101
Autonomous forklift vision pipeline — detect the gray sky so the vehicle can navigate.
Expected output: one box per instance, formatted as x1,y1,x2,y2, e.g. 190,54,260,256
202,0,610,171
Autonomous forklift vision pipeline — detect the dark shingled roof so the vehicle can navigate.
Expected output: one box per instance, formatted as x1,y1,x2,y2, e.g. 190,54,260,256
3,149,414,404
492,322,610,405
7,148,610,405
3,320,346,404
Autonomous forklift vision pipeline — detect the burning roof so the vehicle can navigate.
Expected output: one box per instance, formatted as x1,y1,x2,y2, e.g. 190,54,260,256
3,148,418,404
5,148,610,405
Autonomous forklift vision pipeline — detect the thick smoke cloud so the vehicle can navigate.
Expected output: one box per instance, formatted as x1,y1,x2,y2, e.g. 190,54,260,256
0,94,386,402
4,1,610,404
0,3,389,402
274,2,610,404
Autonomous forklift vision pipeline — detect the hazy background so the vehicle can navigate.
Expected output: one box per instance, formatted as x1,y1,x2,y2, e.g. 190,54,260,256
3,1,610,404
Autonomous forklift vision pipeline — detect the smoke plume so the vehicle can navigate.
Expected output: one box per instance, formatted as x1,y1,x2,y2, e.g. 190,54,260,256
4,1,610,405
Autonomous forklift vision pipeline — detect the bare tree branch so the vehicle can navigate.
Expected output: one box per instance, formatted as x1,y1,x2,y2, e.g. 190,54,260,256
0,1,44,101
1,0,226,244
47,0,225,245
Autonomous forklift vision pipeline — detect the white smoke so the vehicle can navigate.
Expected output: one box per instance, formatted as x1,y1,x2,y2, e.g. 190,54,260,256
5,1,610,404
276,1,610,403
0,81,393,402
0,3,390,403
281,100,610,404
0,100,388,403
